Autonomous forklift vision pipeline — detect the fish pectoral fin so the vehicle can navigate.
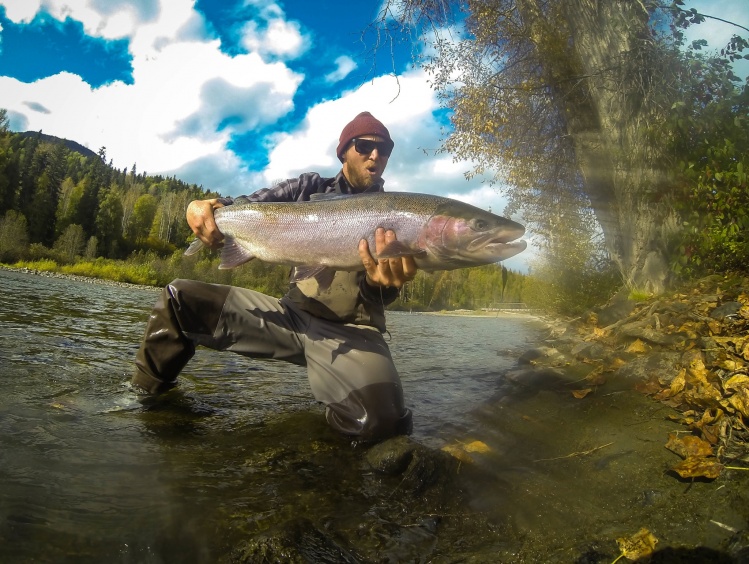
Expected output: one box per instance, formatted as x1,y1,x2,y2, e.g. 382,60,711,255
218,236,256,269
291,265,337,290
377,241,427,260
184,238,204,256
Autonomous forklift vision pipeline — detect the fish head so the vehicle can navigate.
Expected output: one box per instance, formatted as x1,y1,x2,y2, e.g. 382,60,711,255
423,202,527,268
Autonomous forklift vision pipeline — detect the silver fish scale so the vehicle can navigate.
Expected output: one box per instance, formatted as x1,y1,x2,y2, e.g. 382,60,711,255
214,193,443,269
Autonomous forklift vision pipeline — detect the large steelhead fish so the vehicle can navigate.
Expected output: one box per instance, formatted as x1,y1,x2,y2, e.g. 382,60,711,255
185,192,526,282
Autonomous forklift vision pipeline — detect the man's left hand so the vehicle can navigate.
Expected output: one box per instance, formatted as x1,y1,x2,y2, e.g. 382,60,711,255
359,228,418,289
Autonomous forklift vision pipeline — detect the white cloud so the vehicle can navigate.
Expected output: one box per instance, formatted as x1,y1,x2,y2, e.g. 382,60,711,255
239,14,309,60
324,56,357,84
0,1,302,190
1,0,43,23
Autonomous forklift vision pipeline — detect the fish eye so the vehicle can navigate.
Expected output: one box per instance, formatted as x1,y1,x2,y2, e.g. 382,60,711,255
471,218,489,231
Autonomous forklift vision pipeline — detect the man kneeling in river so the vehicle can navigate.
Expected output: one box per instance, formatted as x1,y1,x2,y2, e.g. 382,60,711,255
131,112,415,441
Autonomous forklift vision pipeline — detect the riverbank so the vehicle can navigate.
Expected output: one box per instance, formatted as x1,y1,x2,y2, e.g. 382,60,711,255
0,264,161,291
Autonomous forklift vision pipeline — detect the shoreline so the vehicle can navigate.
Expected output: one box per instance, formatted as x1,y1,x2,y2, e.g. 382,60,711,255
0,264,161,292
1,265,544,318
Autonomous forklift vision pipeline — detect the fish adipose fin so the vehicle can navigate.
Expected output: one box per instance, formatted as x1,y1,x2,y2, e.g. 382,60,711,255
291,265,337,290
218,236,256,269
376,240,428,260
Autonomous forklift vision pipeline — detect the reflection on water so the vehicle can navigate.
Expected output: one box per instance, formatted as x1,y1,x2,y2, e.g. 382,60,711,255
0,269,542,562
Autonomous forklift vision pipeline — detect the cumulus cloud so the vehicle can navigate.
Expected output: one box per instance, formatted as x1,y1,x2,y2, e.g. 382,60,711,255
239,17,309,60
0,0,302,193
324,56,357,84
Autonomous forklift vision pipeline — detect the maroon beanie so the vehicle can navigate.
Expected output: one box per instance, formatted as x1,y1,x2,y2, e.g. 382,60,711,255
336,112,394,162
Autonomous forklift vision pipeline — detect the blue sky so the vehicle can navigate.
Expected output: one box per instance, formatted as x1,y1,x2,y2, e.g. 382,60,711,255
0,0,746,273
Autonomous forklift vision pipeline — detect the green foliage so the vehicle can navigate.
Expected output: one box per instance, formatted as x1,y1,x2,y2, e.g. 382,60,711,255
53,223,86,263
664,37,749,278
0,210,29,262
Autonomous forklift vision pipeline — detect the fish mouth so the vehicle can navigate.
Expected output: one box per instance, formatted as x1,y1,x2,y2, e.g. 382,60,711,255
466,233,527,261
483,239,527,260
466,229,524,252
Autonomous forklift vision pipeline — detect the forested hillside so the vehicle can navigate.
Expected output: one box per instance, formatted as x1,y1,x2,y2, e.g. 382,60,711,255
0,117,531,312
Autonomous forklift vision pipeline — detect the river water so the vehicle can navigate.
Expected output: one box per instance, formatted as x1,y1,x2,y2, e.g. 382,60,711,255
0,269,546,562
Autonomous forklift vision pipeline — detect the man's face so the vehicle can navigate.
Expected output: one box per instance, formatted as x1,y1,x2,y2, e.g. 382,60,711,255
342,135,390,192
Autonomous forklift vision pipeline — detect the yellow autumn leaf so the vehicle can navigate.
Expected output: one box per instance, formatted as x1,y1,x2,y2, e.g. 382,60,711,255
441,440,492,462
572,388,593,399
616,528,658,560
441,444,473,463
669,368,686,396
671,456,723,479
464,440,491,453
724,374,749,393
728,388,749,418
665,433,714,459
625,339,649,353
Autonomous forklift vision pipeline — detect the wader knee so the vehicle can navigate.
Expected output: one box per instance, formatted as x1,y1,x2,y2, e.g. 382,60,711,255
325,382,413,442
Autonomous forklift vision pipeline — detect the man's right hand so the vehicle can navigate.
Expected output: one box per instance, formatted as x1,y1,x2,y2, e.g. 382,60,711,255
186,198,225,248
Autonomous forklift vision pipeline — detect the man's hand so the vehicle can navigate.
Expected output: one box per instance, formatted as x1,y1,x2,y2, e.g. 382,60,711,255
359,227,418,289
186,198,225,248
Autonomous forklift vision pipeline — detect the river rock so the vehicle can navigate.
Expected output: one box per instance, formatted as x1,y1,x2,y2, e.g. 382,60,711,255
615,351,683,382
364,435,419,475
710,301,742,320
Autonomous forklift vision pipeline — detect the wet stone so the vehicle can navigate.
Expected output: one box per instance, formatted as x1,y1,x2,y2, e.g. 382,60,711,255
710,301,742,320
364,435,418,475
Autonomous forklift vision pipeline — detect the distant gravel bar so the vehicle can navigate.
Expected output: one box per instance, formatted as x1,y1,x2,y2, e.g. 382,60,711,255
0,265,160,292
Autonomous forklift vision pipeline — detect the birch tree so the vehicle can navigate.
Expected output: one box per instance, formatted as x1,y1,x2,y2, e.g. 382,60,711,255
378,0,744,293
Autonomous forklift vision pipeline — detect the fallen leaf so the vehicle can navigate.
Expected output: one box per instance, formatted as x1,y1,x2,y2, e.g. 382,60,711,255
724,374,749,393
464,440,491,453
665,433,714,458
616,528,658,560
585,367,606,386
572,388,593,399
669,368,686,396
671,456,723,479
441,439,492,463
441,444,473,463
728,388,749,418
626,339,649,353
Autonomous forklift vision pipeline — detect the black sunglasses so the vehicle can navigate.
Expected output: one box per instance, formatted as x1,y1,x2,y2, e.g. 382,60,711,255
351,138,393,157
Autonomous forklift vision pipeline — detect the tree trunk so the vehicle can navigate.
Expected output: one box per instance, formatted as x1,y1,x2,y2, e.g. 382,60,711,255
518,0,677,293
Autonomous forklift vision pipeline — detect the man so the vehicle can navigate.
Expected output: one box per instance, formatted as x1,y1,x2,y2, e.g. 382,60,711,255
132,112,416,441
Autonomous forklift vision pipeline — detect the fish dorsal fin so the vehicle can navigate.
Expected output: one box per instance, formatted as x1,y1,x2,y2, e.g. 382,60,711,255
308,192,356,201
232,196,254,205
291,265,337,290
218,236,256,269
376,240,428,260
